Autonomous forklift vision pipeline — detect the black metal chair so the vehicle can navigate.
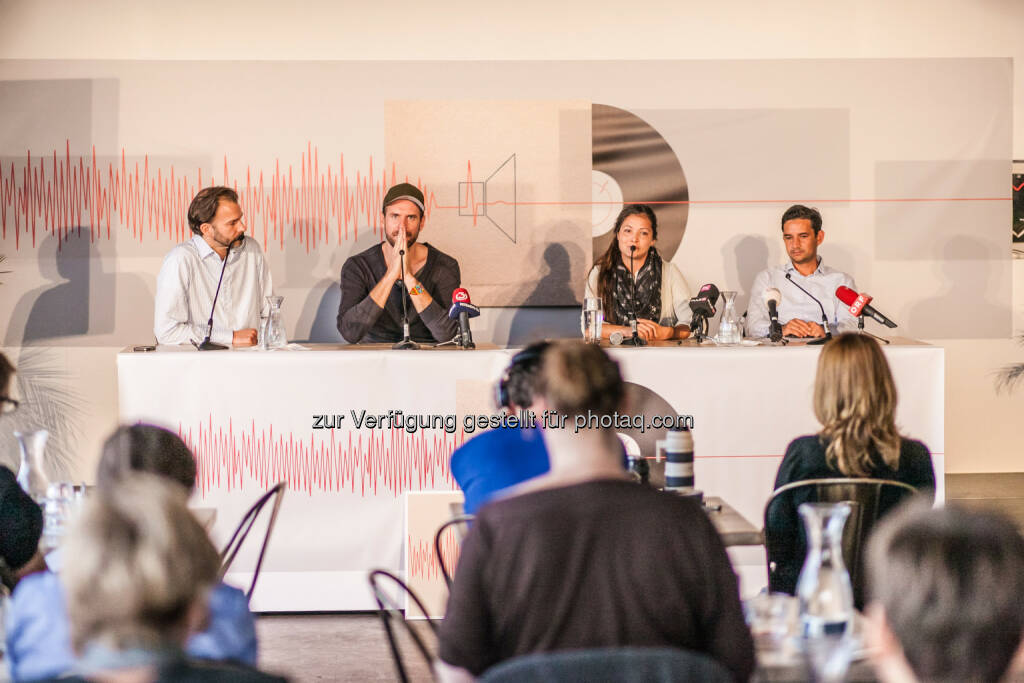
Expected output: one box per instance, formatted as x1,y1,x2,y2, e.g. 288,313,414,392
479,647,734,683
763,477,918,608
433,513,475,589
367,569,439,683
219,481,287,601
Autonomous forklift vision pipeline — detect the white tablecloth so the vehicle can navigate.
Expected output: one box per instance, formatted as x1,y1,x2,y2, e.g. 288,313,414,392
117,339,943,611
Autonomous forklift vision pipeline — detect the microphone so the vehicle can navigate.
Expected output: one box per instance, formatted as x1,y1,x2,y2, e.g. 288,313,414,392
687,283,720,342
448,288,480,349
783,273,831,345
835,286,897,329
197,235,245,351
393,248,420,350
624,245,646,346
763,287,783,342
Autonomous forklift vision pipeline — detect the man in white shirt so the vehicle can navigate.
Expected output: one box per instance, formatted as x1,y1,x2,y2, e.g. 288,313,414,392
153,186,273,346
746,205,858,339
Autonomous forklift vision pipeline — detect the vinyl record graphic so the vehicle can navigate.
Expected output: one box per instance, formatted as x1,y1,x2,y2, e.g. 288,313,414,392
592,104,689,261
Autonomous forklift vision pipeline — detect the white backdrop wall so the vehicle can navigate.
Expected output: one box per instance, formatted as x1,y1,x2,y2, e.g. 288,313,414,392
1,0,1022,477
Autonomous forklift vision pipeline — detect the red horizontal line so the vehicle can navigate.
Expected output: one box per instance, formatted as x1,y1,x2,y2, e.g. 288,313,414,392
439,197,1007,209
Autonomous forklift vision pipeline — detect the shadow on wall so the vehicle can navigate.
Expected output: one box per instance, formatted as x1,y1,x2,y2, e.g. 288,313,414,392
503,236,585,344
903,236,1010,339
290,226,385,343
5,229,152,346
721,235,771,317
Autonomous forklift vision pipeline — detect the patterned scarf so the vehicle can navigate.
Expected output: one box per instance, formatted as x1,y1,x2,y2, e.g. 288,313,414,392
611,247,662,325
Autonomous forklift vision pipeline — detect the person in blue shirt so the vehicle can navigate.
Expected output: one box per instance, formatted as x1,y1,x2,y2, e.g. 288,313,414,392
450,342,552,515
5,425,259,681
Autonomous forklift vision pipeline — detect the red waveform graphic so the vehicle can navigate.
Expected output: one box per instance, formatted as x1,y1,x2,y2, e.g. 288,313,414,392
408,533,462,582
0,142,450,251
179,417,464,496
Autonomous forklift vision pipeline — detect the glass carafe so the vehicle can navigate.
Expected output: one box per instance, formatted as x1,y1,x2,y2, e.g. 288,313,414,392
717,290,742,345
14,429,51,501
263,295,287,349
797,502,855,683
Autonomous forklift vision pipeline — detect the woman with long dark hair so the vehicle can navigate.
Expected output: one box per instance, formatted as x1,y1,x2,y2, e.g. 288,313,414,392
585,204,691,341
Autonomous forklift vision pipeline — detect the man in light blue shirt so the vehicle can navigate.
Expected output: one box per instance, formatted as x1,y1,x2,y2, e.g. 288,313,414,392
747,205,858,339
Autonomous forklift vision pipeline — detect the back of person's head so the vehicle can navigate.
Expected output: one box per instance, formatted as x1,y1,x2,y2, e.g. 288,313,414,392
0,351,14,396
97,424,197,494
0,465,43,585
63,474,221,654
867,502,1024,683
498,341,552,411
813,333,900,476
536,341,623,419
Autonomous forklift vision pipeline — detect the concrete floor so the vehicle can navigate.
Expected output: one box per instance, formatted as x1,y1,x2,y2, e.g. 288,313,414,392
254,473,1024,682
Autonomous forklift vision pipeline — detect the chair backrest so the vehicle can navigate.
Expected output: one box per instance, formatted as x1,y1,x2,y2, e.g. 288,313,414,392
434,513,475,589
367,569,439,683
478,647,734,683
219,481,287,601
764,477,917,607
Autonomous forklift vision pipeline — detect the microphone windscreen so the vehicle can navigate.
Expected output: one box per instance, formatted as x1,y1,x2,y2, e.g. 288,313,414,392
835,286,858,306
763,288,782,306
698,283,720,301
452,287,471,305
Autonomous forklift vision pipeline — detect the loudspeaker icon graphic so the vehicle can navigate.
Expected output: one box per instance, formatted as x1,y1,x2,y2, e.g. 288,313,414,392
458,153,517,243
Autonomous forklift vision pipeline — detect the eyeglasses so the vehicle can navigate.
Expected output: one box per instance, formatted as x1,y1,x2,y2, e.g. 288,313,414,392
0,397,19,414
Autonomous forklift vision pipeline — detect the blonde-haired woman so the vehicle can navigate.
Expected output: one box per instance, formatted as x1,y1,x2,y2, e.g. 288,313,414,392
768,333,935,595
54,475,286,683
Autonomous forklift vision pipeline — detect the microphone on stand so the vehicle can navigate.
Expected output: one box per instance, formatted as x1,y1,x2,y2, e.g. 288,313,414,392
448,288,480,349
764,288,784,343
784,273,831,345
197,234,244,351
393,249,420,350
624,245,646,346
835,286,897,328
687,283,720,343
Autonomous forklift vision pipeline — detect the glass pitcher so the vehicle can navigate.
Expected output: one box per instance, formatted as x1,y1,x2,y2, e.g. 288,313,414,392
263,295,287,349
14,429,51,501
797,502,856,683
717,290,742,345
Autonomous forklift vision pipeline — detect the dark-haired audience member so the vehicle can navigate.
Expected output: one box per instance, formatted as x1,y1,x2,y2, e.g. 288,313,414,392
449,342,551,515
0,465,71,682
39,475,286,683
154,185,274,346
747,204,858,338
437,341,754,682
6,425,258,680
768,333,935,596
866,503,1024,683
585,204,691,342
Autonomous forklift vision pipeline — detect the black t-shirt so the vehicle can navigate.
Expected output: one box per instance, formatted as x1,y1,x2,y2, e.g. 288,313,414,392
438,478,755,682
767,435,936,595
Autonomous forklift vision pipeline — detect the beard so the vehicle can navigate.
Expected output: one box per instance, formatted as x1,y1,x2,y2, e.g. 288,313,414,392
385,229,419,248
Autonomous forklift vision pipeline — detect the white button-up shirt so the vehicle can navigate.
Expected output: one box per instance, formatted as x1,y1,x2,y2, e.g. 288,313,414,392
153,235,274,345
746,259,858,338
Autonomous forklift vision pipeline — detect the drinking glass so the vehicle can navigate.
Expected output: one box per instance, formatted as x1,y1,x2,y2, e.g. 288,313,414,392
581,297,603,344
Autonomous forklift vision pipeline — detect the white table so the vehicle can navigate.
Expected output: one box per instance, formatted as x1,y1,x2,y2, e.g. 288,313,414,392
117,339,943,611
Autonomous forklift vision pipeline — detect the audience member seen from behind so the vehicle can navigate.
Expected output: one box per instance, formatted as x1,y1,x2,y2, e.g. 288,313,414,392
449,342,551,515
6,425,259,681
437,341,754,682
585,204,692,342
98,424,258,665
1,351,19,414
41,475,286,683
0,464,77,683
866,503,1024,683
767,333,935,596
